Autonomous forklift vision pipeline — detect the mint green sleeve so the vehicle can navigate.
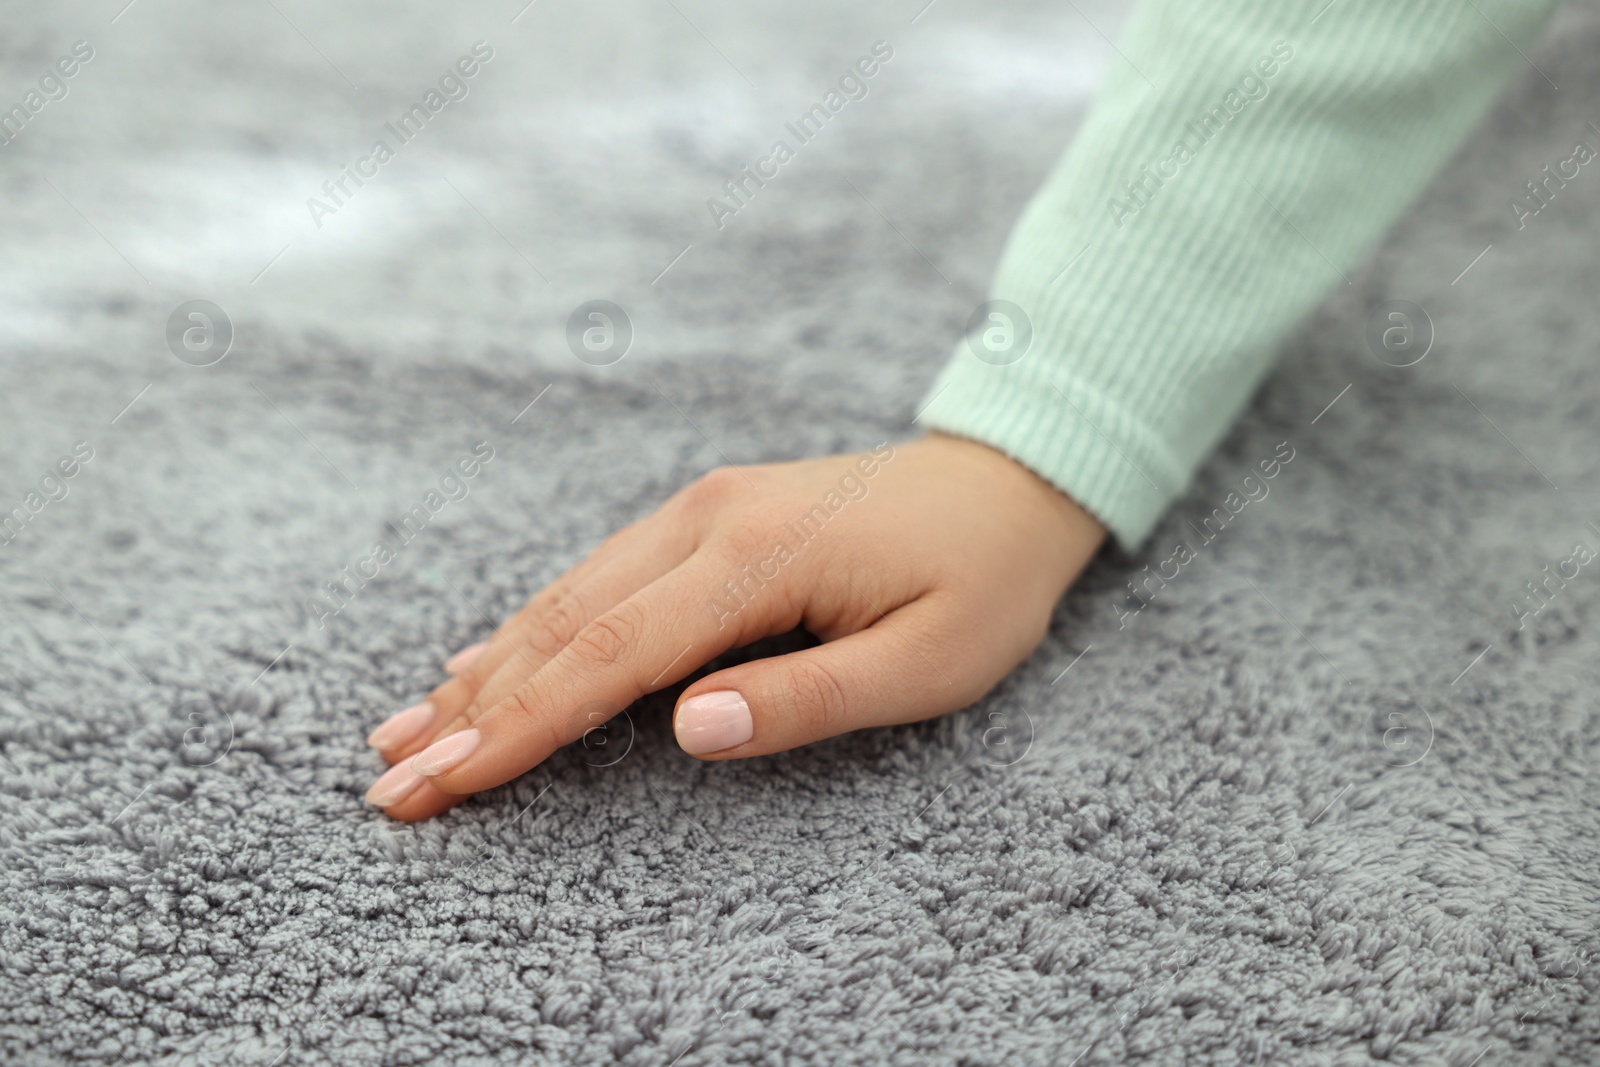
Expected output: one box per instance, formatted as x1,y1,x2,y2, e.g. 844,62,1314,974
916,0,1559,550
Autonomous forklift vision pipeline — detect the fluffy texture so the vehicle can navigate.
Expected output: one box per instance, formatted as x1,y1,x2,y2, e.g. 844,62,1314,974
1,2,1597,1064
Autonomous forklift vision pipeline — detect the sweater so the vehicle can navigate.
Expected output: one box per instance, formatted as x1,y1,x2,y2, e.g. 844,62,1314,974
917,0,1561,550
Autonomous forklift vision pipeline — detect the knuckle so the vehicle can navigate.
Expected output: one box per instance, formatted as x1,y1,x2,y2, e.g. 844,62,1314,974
694,466,748,503
674,466,749,522
504,680,571,753
785,658,851,738
505,681,541,724
715,510,783,566
523,585,588,660
569,601,644,673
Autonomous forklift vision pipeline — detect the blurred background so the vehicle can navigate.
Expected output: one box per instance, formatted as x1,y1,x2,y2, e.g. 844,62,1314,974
0,0,1128,367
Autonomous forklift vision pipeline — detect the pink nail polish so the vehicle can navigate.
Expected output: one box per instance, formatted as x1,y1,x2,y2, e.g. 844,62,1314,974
411,728,481,776
364,761,427,807
675,690,752,755
445,642,486,674
366,702,435,750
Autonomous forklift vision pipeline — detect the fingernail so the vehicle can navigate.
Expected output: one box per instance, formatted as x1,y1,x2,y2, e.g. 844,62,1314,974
445,642,486,674
365,702,435,750
411,728,481,776
675,690,752,755
364,762,427,807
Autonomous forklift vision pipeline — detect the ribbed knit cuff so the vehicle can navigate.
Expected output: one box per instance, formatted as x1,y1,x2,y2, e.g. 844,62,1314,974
917,351,1187,551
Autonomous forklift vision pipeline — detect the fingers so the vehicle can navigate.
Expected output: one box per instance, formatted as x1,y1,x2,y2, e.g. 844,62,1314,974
364,773,466,823
435,521,682,710
444,642,485,674
408,548,781,797
672,594,983,759
366,518,694,769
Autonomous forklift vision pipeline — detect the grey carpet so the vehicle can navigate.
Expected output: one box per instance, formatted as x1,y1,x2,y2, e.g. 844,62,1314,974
2,1,1598,1064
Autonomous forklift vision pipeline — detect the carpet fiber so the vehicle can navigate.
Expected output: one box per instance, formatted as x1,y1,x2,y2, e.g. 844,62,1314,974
2,2,1598,1064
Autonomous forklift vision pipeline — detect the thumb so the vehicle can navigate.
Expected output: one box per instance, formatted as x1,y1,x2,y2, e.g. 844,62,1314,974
672,596,981,759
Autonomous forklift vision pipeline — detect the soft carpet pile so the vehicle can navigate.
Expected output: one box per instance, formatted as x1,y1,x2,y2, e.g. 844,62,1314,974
1,1,1597,1063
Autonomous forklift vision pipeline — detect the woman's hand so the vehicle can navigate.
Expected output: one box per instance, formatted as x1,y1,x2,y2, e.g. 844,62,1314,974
363,432,1106,821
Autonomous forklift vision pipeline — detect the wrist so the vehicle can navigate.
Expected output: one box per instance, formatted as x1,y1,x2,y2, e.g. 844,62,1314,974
919,430,1107,588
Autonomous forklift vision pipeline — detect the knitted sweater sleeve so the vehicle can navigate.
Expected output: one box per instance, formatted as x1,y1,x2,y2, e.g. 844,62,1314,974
916,0,1560,549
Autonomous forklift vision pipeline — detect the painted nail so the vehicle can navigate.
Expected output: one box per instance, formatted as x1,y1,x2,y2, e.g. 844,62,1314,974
364,761,427,807
411,728,481,776
445,642,486,674
675,690,753,755
365,702,435,750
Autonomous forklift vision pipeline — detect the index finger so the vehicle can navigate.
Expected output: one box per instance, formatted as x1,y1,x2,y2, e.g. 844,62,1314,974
409,548,784,796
